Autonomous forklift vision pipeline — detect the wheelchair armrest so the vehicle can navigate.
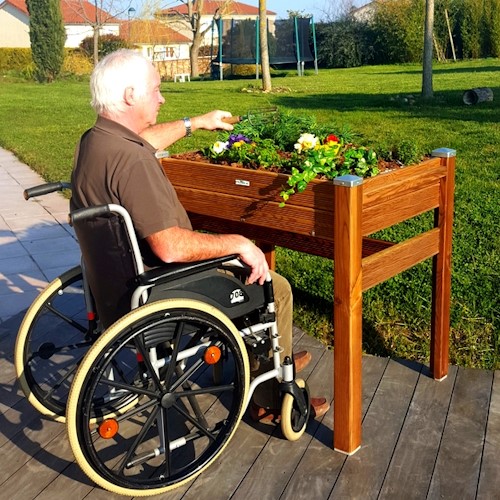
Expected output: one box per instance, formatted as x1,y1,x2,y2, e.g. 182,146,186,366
136,254,241,286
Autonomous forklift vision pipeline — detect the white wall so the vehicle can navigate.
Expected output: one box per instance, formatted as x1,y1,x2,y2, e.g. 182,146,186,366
64,23,119,48
0,4,120,49
0,4,30,47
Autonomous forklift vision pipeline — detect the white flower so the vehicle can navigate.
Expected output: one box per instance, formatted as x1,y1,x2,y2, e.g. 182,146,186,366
212,141,229,154
294,133,318,153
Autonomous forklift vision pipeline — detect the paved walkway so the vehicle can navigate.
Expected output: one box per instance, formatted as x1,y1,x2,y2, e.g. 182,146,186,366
0,148,80,324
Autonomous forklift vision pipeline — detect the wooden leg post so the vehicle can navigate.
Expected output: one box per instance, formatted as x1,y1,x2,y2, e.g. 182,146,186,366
255,241,276,271
333,175,363,454
430,148,456,380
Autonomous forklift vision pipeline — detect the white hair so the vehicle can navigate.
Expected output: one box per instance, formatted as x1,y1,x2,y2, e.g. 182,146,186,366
90,49,153,116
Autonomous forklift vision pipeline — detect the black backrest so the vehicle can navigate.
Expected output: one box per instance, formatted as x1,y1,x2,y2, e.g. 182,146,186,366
72,214,137,329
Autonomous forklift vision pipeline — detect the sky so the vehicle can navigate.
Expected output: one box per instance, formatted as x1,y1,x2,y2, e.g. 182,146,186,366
266,0,331,20
135,1,370,23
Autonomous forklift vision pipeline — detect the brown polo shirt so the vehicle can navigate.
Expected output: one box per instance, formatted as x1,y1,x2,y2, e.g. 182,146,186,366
71,116,192,240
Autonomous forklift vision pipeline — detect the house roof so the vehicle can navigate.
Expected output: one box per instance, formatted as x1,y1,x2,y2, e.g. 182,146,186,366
120,19,191,44
161,0,275,17
2,0,117,24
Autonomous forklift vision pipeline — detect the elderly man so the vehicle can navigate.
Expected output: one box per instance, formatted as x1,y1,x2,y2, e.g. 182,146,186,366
70,49,328,424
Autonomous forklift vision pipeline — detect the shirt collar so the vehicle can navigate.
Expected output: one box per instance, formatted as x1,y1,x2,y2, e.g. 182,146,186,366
95,116,157,155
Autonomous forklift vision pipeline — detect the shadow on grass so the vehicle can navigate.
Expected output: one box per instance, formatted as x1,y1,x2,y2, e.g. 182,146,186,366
292,289,396,359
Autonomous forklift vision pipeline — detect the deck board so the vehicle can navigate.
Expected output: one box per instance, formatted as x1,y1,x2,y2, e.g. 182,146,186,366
427,368,494,499
378,364,458,499
0,312,498,500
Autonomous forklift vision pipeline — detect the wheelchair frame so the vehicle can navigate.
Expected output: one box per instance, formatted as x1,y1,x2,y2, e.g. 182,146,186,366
15,182,311,496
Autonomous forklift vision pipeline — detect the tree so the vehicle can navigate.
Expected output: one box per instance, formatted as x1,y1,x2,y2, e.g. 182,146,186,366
158,0,233,78
26,0,66,82
259,0,271,91
422,0,435,98
65,0,134,65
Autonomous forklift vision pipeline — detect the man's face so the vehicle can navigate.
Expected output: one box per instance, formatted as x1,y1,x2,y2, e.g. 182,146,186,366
135,64,165,129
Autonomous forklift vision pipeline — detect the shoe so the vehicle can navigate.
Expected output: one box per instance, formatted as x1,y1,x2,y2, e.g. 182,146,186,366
249,396,330,426
294,351,312,373
310,397,329,418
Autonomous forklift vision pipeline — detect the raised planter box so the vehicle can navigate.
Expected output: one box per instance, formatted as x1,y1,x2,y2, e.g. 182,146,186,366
162,148,456,454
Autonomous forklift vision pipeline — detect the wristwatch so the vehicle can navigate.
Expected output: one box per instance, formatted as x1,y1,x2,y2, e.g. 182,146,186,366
183,117,192,137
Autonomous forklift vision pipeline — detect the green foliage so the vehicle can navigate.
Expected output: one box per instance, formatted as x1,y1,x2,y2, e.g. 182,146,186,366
376,139,424,165
371,0,425,64
315,0,500,66
0,49,33,72
79,34,131,60
202,111,377,203
26,0,65,82
316,19,375,68
62,50,93,76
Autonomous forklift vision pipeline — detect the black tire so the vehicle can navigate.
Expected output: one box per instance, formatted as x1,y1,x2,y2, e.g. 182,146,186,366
14,266,99,421
67,299,249,496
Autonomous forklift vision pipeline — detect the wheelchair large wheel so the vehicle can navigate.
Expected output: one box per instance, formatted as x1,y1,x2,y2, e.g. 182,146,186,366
67,299,249,496
281,378,310,441
14,266,98,421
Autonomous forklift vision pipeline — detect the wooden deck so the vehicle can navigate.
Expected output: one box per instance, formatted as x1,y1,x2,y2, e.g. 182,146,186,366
1,311,498,500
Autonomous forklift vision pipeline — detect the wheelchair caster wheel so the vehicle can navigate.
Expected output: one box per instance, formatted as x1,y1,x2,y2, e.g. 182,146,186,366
281,378,310,441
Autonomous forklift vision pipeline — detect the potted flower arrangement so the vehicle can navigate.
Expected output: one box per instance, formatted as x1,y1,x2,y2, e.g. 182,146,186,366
198,110,380,205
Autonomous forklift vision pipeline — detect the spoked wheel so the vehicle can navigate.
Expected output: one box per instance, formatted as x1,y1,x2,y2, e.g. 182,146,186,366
67,299,249,496
281,378,310,441
14,266,99,421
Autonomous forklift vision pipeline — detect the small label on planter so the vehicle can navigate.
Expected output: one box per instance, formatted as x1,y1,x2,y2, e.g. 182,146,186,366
235,179,250,187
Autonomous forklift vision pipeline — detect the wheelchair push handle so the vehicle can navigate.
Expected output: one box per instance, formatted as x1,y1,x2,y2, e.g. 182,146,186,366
69,204,114,225
23,181,71,200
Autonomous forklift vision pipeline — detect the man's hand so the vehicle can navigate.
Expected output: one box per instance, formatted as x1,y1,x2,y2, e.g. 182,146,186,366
191,110,234,132
237,239,269,285
147,228,268,285
140,110,234,150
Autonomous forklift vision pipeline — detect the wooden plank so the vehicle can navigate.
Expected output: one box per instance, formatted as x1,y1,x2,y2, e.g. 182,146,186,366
281,355,390,499
362,157,444,204
189,213,394,261
477,370,500,498
333,179,363,454
427,367,493,499
362,228,440,291
329,359,423,498
230,348,331,500
0,406,67,485
379,365,458,498
430,155,455,380
361,183,439,235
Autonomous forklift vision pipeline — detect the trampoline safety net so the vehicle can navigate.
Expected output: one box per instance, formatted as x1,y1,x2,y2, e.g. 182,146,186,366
211,17,316,77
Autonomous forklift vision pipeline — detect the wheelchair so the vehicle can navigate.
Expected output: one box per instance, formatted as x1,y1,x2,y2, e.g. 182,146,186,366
15,182,101,422
15,183,311,496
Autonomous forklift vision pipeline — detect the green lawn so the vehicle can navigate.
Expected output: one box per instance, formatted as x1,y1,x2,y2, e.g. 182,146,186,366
0,59,498,369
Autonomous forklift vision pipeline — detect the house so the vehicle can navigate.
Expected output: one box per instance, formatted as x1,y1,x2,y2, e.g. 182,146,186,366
120,19,193,79
0,0,119,48
156,0,277,47
350,1,378,22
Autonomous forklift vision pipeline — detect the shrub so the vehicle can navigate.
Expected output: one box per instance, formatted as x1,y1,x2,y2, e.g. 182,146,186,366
62,50,93,75
0,48,33,72
80,34,131,60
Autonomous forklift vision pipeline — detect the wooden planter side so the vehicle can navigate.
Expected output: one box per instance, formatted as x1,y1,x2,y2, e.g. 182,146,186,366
163,157,445,239
162,152,456,454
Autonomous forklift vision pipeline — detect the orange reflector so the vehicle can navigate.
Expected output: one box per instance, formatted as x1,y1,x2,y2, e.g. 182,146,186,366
98,418,119,439
204,346,222,365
